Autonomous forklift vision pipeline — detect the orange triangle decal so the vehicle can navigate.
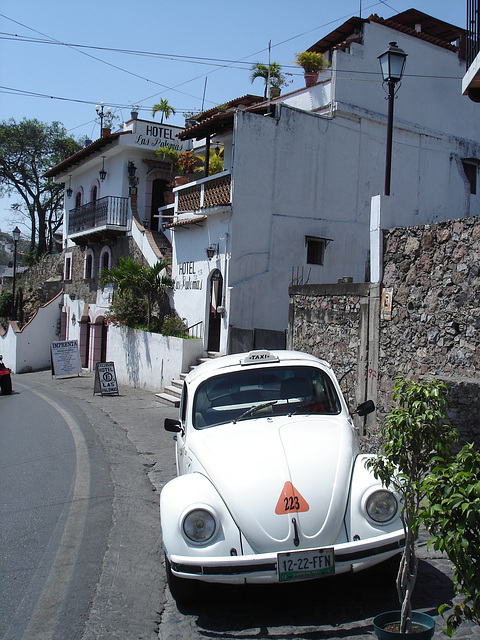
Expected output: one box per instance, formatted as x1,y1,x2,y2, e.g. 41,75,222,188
275,481,309,515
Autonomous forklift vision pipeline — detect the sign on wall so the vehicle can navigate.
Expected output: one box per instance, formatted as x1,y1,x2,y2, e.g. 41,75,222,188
132,121,187,152
94,362,119,396
51,340,82,377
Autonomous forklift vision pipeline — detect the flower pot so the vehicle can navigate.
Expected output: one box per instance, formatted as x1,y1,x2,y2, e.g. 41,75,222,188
269,86,281,99
304,71,319,88
373,611,435,640
174,175,188,187
164,191,175,205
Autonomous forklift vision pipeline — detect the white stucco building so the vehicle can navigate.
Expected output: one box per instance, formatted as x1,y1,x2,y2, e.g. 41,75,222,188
165,9,478,354
45,117,190,369
47,8,479,372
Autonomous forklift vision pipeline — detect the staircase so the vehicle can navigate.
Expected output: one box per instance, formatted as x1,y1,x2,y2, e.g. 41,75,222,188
155,351,220,407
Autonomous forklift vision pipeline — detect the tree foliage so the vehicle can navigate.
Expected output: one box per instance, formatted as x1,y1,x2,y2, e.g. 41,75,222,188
366,377,457,634
0,118,81,258
421,443,480,636
250,62,285,99
100,256,173,330
152,99,176,124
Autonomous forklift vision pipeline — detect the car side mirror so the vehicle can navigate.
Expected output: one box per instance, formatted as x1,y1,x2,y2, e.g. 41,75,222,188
165,417,182,433
355,400,375,417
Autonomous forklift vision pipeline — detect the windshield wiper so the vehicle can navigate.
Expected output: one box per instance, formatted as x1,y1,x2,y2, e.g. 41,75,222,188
233,400,277,423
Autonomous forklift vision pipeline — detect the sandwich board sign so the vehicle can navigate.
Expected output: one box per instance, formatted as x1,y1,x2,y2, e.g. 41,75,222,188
94,362,119,396
51,340,82,377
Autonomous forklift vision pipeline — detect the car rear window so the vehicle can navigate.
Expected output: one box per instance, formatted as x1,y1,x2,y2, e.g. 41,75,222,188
193,366,341,429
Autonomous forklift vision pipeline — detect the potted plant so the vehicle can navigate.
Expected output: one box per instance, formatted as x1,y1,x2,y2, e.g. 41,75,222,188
421,443,480,637
250,61,285,99
130,104,141,119
294,50,330,87
366,377,458,638
177,149,201,178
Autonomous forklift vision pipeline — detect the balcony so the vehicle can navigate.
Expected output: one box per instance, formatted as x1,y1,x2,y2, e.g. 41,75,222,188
68,196,131,245
176,172,232,213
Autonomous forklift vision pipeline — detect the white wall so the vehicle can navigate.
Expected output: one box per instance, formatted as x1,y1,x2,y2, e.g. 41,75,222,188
106,325,204,391
0,292,62,373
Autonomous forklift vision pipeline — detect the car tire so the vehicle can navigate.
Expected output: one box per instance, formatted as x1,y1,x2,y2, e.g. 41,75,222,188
165,558,199,604
0,376,12,395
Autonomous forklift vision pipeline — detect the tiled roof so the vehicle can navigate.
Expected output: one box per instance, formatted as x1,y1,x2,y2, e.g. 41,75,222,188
309,9,465,57
44,130,132,179
162,216,207,229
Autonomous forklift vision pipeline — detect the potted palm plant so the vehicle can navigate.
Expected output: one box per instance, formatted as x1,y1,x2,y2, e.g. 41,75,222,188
294,50,330,87
366,377,457,638
250,61,285,99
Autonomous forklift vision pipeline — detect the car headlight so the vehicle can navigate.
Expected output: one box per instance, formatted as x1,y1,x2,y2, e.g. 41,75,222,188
365,490,398,523
182,508,217,544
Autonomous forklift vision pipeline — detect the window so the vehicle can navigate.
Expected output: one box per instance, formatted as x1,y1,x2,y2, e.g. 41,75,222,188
75,191,82,208
91,185,98,202
64,252,72,281
84,250,94,279
306,236,327,265
463,161,477,194
99,247,111,274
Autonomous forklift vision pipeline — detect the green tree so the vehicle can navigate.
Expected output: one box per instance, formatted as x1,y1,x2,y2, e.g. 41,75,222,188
152,99,176,124
366,377,457,634
250,62,284,99
422,443,480,636
0,118,81,258
100,256,173,330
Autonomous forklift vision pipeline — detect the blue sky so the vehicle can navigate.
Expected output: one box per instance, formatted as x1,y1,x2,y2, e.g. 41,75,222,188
0,0,468,233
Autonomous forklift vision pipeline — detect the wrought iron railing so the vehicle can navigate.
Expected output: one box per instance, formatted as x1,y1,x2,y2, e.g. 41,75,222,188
69,196,130,234
173,320,203,340
177,172,232,213
467,0,480,68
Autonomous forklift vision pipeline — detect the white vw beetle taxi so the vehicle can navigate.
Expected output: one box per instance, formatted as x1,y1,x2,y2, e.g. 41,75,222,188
160,350,404,602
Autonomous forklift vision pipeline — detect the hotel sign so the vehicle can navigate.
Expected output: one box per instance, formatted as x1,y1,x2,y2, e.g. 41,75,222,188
132,121,186,151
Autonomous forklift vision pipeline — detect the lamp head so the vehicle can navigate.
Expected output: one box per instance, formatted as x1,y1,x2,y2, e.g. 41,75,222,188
378,42,407,83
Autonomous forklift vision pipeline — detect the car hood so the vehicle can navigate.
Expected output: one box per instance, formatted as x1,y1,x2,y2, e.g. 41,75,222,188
188,416,355,553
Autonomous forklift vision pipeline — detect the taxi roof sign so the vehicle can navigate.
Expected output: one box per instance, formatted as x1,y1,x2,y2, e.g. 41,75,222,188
241,350,280,365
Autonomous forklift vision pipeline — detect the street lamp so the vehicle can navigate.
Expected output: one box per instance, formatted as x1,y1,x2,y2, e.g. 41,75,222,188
378,42,407,196
11,226,20,319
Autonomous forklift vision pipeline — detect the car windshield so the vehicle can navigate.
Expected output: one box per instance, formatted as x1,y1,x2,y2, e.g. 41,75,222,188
193,366,341,429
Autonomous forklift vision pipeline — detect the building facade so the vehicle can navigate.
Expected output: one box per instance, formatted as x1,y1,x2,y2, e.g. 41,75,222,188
166,9,479,355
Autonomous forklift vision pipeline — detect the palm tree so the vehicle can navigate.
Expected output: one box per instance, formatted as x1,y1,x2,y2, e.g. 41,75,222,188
152,99,176,124
250,62,284,99
100,257,173,328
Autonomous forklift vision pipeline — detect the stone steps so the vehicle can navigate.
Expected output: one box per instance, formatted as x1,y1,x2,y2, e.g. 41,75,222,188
155,351,220,407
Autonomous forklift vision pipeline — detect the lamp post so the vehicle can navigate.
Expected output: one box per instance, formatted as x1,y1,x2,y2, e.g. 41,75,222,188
378,42,407,196
11,226,20,319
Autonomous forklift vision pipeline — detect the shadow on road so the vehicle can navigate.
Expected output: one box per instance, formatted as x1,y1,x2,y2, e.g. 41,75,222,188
176,559,453,639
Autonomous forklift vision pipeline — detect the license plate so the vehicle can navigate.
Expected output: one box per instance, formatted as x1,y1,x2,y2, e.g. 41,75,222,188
277,548,335,582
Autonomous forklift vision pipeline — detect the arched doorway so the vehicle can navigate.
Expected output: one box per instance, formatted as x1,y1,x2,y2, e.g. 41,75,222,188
207,270,223,352
79,316,91,368
150,178,168,231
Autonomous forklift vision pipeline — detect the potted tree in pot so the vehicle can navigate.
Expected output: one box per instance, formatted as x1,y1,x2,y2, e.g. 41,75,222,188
421,443,480,637
366,377,458,638
294,50,330,87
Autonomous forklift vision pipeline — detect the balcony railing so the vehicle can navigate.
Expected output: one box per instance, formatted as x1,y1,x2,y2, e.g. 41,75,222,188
69,196,130,235
177,172,232,213
467,0,480,68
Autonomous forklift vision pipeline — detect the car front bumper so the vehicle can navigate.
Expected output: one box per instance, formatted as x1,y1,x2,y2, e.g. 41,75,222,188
167,530,405,584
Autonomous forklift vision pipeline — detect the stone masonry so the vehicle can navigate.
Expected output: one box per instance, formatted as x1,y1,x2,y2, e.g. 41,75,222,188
289,216,480,450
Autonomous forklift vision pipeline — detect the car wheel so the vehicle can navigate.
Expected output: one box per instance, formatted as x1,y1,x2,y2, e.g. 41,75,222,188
165,558,199,605
0,376,12,395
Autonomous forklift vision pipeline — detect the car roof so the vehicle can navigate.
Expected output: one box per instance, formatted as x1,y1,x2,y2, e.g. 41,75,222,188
185,349,333,386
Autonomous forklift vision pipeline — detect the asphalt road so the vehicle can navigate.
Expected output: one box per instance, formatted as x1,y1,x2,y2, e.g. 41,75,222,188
1,370,478,640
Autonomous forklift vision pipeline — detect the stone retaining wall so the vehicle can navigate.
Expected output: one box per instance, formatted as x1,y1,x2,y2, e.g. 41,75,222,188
289,216,480,449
